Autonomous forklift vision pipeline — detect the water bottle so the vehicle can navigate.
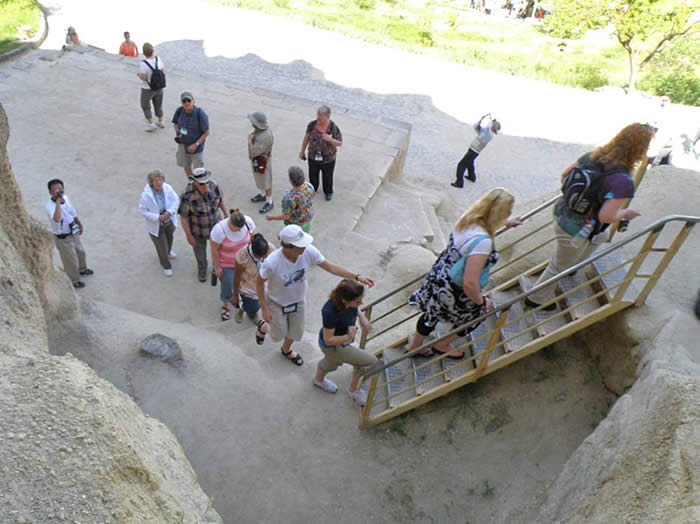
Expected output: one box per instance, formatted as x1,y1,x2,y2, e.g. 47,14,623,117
571,219,595,249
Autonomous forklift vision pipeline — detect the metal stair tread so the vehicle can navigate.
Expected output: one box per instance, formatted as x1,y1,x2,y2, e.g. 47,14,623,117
492,290,535,353
382,346,417,408
559,272,600,320
592,251,639,301
518,275,568,337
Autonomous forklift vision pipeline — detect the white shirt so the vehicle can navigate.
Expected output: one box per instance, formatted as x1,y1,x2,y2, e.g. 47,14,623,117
139,56,164,89
470,117,495,153
259,244,325,306
453,226,492,256
45,194,78,235
209,216,256,245
138,183,180,237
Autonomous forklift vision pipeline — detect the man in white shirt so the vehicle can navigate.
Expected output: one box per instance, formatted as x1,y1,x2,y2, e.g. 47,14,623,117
452,114,501,187
256,224,375,366
45,179,93,289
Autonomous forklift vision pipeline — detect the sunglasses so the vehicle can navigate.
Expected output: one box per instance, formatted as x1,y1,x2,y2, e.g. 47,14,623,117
182,99,193,103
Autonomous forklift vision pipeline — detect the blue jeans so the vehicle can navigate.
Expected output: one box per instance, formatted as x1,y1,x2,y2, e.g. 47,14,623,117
240,294,260,320
219,267,235,302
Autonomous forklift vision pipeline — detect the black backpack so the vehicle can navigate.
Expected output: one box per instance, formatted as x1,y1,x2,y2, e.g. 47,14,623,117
143,57,166,90
561,162,626,217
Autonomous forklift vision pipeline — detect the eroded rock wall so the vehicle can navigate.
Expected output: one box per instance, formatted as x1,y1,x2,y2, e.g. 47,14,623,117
0,104,222,523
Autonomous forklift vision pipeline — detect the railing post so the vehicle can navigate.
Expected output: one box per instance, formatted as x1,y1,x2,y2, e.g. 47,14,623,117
474,310,508,378
608,162,648,243
359,306,372,349
359,373,379,428
612,228,660,303
634,221,695,306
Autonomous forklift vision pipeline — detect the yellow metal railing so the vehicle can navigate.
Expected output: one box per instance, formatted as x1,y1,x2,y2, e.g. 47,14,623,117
359,215,698,427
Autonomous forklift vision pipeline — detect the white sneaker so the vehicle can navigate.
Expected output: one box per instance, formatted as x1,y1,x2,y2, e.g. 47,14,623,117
145,122,157,132
234,307,244,324
312,377,338,394
347,389,367,406
163,269,173,277
155,121,165,128
168,251,176,258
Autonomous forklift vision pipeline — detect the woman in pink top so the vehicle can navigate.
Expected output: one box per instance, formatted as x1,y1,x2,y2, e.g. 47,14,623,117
209,209,255,321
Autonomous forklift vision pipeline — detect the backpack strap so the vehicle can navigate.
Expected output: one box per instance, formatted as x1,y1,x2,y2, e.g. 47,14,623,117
142,58,155,72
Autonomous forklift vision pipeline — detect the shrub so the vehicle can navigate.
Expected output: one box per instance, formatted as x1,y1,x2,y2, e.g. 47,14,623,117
573,63,608,90
639,72,700,107
354,0,376,9
273,0,290,7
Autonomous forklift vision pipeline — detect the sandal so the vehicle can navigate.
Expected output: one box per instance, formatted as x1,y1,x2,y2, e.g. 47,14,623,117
432,346,465,360
409,347,436,358
220,306,231,322
281,347,304,366
255,320,267,345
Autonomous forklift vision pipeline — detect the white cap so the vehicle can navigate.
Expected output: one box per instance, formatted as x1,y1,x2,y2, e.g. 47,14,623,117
279,224,313,248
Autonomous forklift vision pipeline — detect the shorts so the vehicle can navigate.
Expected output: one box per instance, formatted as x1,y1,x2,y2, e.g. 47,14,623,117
267,300,305,343
176,144,204,170
253,166,272,192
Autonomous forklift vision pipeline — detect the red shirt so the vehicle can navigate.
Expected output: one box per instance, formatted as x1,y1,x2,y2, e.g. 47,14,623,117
119,41,138,57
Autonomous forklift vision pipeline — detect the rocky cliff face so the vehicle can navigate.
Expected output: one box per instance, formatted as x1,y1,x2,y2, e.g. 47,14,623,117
0,104,222,523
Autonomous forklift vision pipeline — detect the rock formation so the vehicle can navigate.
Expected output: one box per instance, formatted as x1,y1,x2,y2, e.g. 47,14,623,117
0,104,222,523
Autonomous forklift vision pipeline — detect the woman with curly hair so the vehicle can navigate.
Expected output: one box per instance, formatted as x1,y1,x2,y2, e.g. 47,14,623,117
525,123,655,310
406,188,522,358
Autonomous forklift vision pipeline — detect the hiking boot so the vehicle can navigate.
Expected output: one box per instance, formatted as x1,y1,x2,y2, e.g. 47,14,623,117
259,202,274,214
312,377,338,393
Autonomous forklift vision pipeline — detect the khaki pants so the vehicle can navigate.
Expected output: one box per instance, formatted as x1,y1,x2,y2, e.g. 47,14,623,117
528,222,599,305
54,235,87,284
318,344,379,381
149,222,175,269
268,300,305,342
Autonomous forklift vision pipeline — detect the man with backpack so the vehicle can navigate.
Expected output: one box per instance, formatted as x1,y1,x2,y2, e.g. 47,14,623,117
524,123,654,311
172,91,210,178
137,43,166,132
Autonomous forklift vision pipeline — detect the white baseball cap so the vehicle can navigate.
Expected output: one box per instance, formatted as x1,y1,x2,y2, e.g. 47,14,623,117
279,224,313,248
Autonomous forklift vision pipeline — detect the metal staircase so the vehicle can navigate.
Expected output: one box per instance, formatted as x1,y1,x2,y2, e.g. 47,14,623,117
357,212,698,428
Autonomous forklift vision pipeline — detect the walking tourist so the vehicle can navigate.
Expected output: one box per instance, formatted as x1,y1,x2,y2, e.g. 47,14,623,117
119,31,138,57
137,43,166,132
210,210,255,321
172,92,209,177
452,113,501,187
45,179,93,289
406,188,521,358
313,279,379,406
247,112,275,214
256,224,374,366
525,123,654,311
265,166,314,232
232,233,274,339
138,169,179,277
178,168,228,282
298,105,342,201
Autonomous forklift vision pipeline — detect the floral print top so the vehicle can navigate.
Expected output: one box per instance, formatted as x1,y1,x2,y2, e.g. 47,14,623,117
281,182,315,225
305,119,342,164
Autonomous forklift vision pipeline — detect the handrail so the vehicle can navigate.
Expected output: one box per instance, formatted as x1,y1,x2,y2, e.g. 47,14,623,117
361,195,560,311
361,214,699,378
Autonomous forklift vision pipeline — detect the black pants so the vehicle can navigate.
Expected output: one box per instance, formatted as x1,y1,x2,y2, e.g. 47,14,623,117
455,148,479,184
308,159,335,195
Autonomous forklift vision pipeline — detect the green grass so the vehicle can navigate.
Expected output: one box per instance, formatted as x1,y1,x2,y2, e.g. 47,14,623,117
207,0,696,102
0,0,41,55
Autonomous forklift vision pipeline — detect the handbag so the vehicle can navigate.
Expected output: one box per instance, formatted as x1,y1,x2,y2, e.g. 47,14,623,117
449,234,491,289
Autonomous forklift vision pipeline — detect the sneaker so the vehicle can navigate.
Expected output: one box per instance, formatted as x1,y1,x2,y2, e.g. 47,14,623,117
524,297,557,311
450,181,464,189
72,281,85,289
155,121,165,128
312,377,338,393
347,389,367,406
259,202,274,214
250,194,266,203
325,193,333,201
144,122,157,132
168,251,176,258
234,307,244,324
163,269,173,277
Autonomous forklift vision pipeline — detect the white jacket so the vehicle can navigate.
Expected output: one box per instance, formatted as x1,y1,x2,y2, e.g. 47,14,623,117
138,183,180,237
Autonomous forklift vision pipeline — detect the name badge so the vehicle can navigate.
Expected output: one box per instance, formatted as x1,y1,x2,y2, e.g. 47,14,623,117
282,303,298,314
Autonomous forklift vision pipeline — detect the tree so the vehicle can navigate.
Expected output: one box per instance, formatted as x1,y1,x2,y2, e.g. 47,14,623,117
544,0,700,91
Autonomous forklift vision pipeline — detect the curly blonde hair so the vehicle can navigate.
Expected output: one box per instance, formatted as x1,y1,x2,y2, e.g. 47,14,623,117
455,187,514,237
591,123,655,171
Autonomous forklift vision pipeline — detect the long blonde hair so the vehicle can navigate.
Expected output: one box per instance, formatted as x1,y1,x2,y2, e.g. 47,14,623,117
591,123,655,171
455,187,514,237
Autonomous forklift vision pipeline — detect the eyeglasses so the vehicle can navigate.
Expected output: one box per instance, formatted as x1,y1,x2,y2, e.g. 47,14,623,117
182,99,193,104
